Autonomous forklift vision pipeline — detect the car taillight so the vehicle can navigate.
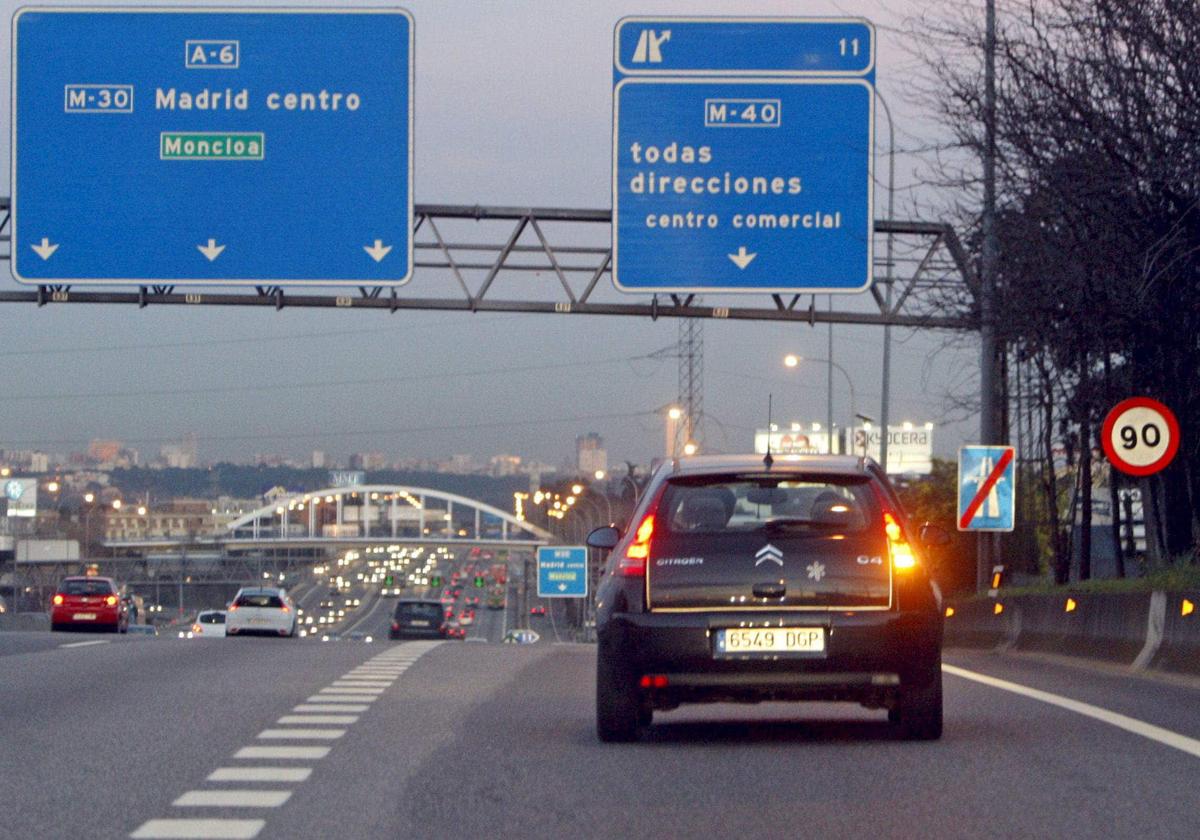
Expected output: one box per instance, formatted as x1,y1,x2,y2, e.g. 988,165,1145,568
191,623,202,633
280,604,290,613
53,594,64,605
883,512,918,571
618,514,655,577
228,604,239,611
391,622,399,630
105,595,118,606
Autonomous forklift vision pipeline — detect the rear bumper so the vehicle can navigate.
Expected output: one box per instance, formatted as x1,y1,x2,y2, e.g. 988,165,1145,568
51,605,120,626
601,608,941,704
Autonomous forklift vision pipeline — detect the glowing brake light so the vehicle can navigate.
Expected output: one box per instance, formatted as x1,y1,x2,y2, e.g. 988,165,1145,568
883,511,917,571
619,514,655,576
105,595,118,606
53,594,64,605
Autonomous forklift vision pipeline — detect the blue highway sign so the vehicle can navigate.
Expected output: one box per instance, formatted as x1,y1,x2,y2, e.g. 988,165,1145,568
537,546,588,598
612,17,875,294
957,446,1016,532
12,8,413,285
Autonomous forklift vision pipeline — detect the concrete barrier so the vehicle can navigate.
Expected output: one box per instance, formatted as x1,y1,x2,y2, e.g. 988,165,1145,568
1151,591,1200,677
0,612,51,632
944,590,1199,678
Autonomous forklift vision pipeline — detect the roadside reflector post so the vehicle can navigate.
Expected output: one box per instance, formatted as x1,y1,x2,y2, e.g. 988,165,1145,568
993,602,1004,615
1065,598,1077,613
1183,599,1195,617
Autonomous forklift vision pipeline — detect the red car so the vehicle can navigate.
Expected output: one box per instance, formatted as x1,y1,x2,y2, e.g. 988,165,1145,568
51,576,129,633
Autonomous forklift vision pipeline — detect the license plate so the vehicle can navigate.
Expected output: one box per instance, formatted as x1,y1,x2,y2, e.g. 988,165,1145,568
73,613,97,621
410,620,430,627
716,627,825,655
250,618,267,624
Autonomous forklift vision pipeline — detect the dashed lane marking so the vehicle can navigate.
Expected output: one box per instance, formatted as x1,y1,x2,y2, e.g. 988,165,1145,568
173,791,292,808
256,728,345,740
304,695,375,704
132,641,444,839
207,768,312,783
130,819,265,839
944,664,1200,760
233,746,330,760
60,639,110,649
276,715,358,725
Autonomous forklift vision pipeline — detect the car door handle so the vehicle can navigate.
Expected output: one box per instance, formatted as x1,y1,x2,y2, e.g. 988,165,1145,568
752,583,786,598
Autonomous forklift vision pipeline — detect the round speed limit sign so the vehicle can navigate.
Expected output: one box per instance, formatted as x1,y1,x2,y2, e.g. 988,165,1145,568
1101,397,1180,476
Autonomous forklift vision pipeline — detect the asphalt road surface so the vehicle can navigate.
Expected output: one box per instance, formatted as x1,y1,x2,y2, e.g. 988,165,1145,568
2,624,1199,840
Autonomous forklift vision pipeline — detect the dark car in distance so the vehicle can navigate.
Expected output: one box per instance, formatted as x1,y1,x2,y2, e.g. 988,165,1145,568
588,454,947,742
390,599,447,640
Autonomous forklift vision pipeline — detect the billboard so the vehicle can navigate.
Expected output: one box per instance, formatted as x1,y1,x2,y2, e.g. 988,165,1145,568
4,478,37,518
754,427,840,455
850,426,934,475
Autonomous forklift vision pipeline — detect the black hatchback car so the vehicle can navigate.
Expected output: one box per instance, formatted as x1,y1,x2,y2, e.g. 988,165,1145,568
389,599,447,640
588,454,946,742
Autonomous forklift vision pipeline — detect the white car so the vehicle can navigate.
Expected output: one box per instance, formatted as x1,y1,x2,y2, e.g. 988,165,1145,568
190,610,227,638
225,587,297,637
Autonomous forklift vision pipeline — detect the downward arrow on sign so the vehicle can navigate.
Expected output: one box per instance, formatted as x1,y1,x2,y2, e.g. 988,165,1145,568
364,239,393,263
557,583,567,592
728,246,757,269
197,239,225,262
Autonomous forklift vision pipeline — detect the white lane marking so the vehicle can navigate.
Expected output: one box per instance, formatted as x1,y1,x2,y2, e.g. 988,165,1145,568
276,715,358,725
304,695,375,705
233,746,330,760
330,681,391,689
943,664,1200,760
207,768,312,783
318,687,386,695
173,791,292,808
130,818,265,839
257,728,345,740
293,704,369,714
341,672,403,677
60,639,110,649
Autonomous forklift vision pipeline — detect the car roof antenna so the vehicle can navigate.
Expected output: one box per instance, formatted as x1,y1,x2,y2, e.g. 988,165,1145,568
763,394,774,470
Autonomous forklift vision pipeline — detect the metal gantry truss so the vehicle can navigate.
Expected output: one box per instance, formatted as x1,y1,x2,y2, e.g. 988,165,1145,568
0,199,977,329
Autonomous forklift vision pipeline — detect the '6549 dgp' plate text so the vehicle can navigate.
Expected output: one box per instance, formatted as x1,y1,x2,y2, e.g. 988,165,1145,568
715,627,825,656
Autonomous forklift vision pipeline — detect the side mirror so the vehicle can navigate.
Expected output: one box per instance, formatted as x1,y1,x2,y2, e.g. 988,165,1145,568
586,526,621,550
919,523,950,548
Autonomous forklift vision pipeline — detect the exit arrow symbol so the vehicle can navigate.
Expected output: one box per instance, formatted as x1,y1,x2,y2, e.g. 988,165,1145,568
558,583,567,592
31,238,59,260
197,239,226,262
727,246,757,270
364,239,393,263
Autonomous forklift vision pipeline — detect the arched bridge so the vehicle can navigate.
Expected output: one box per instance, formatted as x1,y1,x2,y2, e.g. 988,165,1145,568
223,484,553,547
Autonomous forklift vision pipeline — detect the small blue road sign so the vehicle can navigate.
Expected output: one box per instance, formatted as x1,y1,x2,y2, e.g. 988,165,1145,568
12,8,413,285
612,17,875,293
958,446,1016,532
537,546,588,598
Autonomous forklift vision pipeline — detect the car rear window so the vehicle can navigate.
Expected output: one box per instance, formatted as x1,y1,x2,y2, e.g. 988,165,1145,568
199,612,226,624
395,602,443,622
660,475,874,535
234,593,284,609
60,579,115,595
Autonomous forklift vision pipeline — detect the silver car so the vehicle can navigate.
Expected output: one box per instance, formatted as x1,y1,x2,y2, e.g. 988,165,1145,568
225,587,297,637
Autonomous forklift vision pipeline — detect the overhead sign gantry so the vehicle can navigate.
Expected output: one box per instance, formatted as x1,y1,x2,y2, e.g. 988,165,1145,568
612,17,875,293
11,7,413,285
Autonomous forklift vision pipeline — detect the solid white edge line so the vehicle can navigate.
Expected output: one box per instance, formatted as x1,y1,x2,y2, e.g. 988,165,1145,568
130,818,265,839
943,664,1200,759
172,790,291,808
60,639,110,648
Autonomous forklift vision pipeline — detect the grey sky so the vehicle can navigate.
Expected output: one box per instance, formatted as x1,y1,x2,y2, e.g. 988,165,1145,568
0,0,981,468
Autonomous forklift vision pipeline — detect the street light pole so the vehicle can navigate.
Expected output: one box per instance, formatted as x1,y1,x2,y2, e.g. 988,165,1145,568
784,355,858,444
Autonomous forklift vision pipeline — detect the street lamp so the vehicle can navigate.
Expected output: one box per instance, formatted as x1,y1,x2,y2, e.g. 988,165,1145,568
665,406,683,458
783,354,858,453
82,493,97,561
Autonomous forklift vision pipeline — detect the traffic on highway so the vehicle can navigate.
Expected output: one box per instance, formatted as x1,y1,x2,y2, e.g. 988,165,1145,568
2,3,1199,839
